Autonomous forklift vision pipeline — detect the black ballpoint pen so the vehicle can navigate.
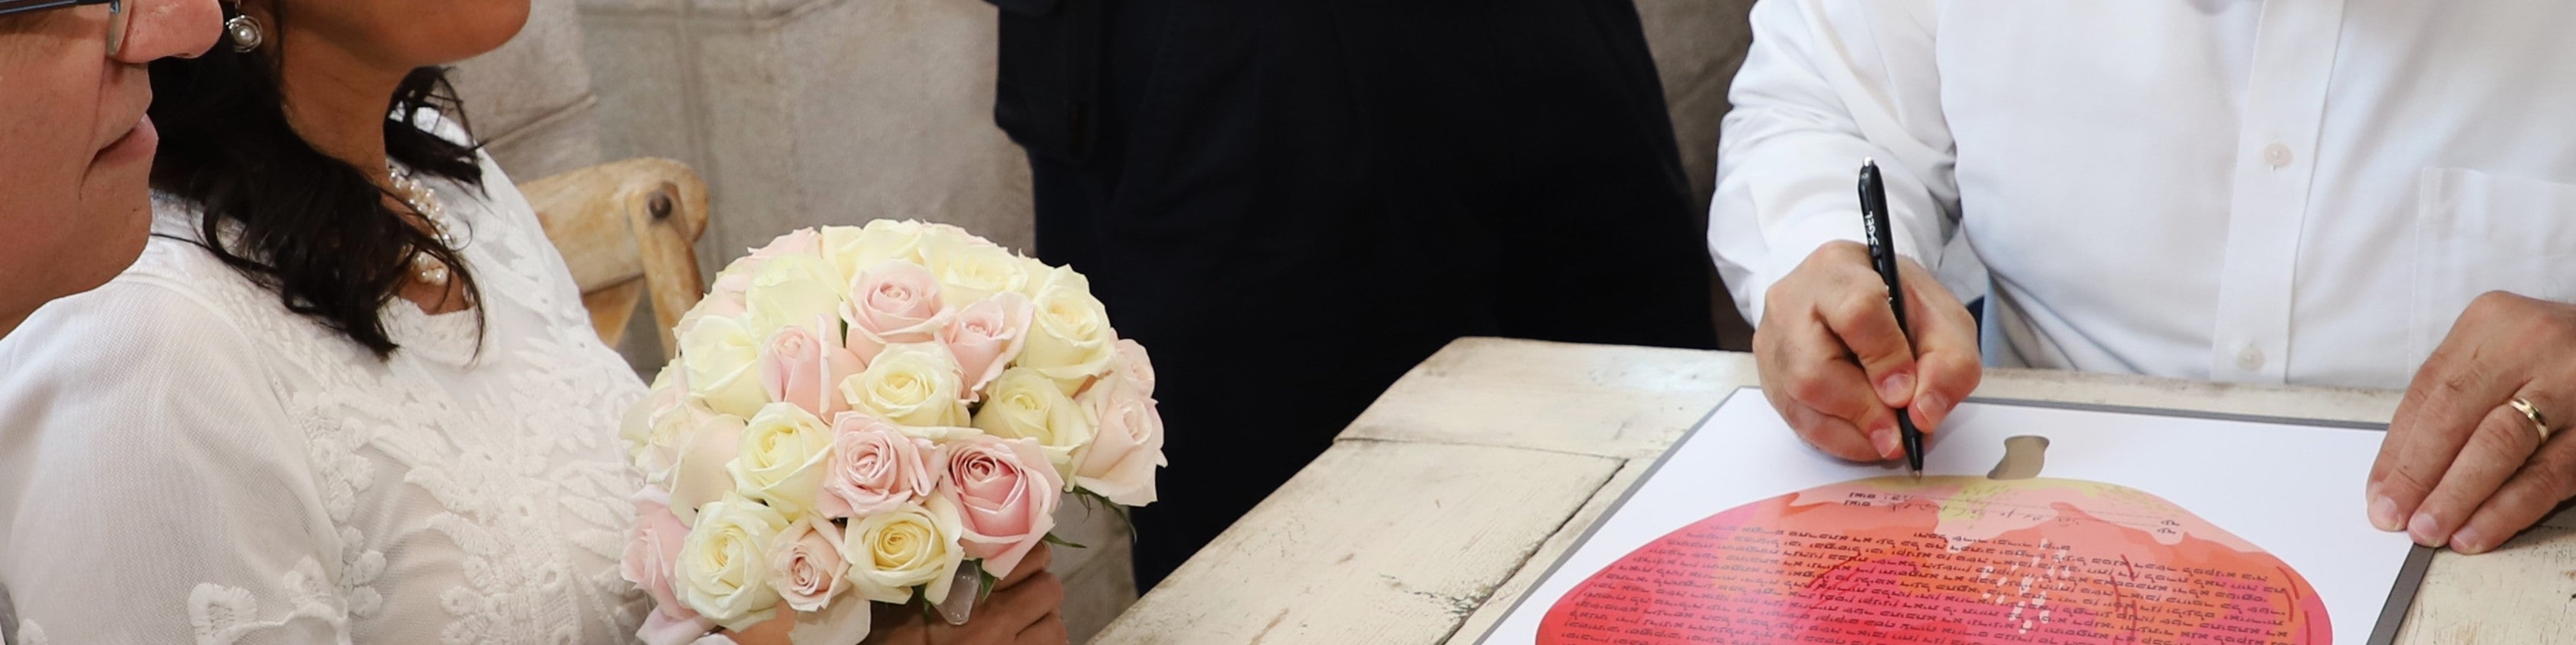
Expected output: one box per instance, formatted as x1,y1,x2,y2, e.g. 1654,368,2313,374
1857,158,1925,480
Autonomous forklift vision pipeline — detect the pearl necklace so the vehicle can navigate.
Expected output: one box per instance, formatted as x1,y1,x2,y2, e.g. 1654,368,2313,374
387,164,458,286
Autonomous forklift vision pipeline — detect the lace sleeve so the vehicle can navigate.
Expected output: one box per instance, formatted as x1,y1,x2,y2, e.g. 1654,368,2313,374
0,276,348,645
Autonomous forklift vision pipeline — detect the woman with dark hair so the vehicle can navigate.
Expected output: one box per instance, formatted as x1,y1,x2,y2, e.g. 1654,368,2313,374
0,1,1067,643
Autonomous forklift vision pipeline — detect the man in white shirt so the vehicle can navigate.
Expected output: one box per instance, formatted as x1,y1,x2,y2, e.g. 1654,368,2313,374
1713,0,2576,555
0,0,218,338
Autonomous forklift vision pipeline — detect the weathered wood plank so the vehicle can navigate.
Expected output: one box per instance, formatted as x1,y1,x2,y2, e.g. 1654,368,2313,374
1338,339,1755,460
1090,441,1624,645
2397,525,2576,644
1444,456,1659,644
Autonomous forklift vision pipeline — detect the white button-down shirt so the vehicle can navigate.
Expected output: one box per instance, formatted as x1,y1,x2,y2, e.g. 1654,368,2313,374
1710,0,2576,390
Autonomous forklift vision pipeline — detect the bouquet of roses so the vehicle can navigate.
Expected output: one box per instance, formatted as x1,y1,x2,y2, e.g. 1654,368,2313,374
617,220,1166,644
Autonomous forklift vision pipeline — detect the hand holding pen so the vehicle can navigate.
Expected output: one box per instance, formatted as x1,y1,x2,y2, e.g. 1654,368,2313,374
1747,160,1984,467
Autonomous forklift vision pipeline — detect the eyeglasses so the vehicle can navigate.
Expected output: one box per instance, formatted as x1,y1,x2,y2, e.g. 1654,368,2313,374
0,0,128,57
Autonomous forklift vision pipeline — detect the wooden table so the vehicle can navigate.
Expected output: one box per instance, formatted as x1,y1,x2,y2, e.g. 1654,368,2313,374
1088,338,2576,644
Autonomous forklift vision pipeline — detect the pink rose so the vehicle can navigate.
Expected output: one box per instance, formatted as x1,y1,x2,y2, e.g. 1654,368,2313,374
1106,338,1155,397
747,228,822,264
1073,375,1165,506
818,412,947,518
768,518,848,611
942,292,1035,400
622,489,717,645
684,282,747,332
668,412,749,526
941,436,1063,578
759,319,865,417
842,260,950,361
647,365,691,420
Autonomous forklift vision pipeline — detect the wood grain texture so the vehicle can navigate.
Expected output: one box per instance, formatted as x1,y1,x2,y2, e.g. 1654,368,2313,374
520,157,712,355
578,279,647,347
1090,440,1624,645
1102,337,2576,644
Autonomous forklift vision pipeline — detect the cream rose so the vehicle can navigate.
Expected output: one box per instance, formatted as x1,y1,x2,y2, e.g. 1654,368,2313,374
973,367,1094,478
923,222,987,245
819,412,946,518
628,363,687,438
1073,374,1165,505
622,488,716,645
1014,256,1055,298
822,219,934,284
679,314,767,419
758,321,863,418
838,342,970,427
1017,266,1117,393
842,260,950,362
768,518,848,611
842,497,967,605
637,398,730,490
667,409,748,526
727,403,836,521
743,253,848,339
676,493,789,631
920,232,1032,307
622,364,688,476
942,436,1062,578
942,292,1035,399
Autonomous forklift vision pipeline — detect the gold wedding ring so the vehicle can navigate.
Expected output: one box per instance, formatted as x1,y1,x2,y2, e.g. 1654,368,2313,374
2510,396,2553,442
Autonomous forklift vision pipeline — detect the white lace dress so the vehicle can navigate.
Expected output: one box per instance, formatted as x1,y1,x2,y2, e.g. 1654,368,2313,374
0,150,651,644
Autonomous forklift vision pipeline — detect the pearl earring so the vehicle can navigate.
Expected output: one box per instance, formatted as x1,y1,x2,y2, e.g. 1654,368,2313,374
224,12,264,52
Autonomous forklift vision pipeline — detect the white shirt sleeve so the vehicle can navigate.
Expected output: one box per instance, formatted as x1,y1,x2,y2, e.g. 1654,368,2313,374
1709,0,1966,322
0,276,349,645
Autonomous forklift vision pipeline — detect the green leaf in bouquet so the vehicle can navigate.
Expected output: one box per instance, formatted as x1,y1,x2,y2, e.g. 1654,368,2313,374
913,586,940,623
1042,531,1088,550
977,564,1000,602
1073,488,1139,543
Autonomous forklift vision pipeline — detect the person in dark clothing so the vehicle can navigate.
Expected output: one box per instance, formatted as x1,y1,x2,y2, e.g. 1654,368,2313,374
990,0,1719,590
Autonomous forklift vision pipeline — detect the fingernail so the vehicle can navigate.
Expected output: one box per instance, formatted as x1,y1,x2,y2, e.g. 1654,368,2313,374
2452,527,2491,555
1878,373,1915,406
1871,427,1902,460
2368,495,2402,531
2407,512,2446,547
1917,393,1950,423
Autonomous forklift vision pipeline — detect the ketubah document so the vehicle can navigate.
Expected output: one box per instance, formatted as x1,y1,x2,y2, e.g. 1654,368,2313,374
1478,387,2433,645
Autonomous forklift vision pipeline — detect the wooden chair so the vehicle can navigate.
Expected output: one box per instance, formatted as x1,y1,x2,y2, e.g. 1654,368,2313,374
520,157,713,355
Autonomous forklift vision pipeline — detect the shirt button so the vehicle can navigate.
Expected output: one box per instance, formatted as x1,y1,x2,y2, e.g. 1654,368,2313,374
2236,345,2266,372
2263,143,2293,168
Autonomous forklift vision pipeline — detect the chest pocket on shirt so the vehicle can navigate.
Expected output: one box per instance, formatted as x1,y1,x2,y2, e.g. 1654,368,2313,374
2408,166,2576,364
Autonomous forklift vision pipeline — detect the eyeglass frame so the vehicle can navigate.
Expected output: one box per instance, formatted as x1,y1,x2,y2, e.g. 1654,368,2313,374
0,0,127,57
